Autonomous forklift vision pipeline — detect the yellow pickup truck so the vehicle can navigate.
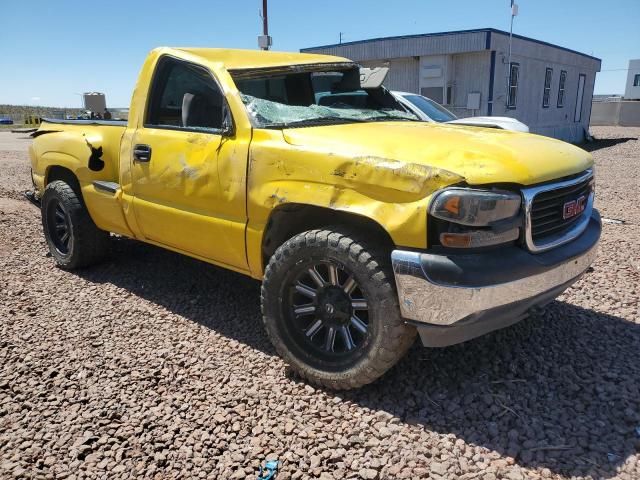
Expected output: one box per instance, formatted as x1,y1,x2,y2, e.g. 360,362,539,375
28,47,600,389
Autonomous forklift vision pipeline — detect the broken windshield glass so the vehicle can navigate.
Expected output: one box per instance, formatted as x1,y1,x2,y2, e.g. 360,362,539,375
241,94,417,129
232,66,419,128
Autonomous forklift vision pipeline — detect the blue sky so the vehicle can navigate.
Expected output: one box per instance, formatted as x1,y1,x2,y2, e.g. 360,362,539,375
1,0,638,107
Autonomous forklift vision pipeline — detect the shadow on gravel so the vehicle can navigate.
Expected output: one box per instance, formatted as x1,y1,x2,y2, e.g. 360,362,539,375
76,236,272,355
339,302,640,479
582,137,637,152
77,237,639,479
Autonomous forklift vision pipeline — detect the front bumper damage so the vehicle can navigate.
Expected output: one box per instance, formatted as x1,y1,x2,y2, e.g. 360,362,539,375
391,210,601,347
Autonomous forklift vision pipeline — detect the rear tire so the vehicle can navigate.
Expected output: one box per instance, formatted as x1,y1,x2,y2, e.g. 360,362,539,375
41,180,109,269
261,228,416,390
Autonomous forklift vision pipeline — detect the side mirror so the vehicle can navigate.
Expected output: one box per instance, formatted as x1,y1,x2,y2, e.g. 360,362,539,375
221,105,234,137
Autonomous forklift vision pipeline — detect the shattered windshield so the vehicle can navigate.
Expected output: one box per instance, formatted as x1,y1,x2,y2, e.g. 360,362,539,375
232,68,418,129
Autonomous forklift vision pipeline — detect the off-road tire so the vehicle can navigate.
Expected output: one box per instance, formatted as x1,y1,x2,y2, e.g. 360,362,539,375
41,180,110,269
261,228,416,390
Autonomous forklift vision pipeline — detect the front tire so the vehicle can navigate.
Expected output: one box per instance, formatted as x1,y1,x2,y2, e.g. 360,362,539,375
41,180,110,269
261,228,416,390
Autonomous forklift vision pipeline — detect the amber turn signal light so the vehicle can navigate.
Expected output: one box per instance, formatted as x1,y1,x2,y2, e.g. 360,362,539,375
440,227,520,248
440,232,472,248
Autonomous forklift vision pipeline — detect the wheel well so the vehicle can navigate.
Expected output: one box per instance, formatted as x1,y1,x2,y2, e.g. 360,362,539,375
46,166,82,197
262,204,395,268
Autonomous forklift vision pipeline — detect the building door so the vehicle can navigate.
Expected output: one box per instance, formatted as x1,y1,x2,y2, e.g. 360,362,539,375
574,74,586,122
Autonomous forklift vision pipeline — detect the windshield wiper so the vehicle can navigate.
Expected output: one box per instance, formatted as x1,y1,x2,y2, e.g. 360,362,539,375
262,116,367,129
363,116,421,122
260,114,419,129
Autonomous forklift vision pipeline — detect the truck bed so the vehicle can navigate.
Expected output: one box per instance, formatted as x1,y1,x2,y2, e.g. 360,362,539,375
39,118,127,127
30,119,129,235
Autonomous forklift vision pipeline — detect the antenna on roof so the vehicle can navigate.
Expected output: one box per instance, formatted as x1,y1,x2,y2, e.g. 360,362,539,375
258,0,272,50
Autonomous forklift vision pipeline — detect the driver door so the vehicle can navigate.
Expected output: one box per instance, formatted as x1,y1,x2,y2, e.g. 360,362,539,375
131,56,249,270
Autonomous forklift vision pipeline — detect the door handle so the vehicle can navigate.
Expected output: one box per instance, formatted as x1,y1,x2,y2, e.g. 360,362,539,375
133,144,152,162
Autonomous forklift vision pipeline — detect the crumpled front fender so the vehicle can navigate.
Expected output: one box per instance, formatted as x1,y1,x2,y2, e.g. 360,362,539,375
245,129,465,276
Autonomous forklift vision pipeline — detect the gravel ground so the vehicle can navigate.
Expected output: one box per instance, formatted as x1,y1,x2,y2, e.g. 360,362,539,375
1,128,639,480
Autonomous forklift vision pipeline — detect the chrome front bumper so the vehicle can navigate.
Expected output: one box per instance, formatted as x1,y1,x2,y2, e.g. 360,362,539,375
391,211,601,344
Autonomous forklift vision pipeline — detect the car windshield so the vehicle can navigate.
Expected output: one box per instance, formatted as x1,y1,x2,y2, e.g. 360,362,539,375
403,94,457,122
232,67,418,128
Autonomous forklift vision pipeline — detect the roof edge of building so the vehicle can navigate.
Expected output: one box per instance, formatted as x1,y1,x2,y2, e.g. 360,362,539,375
301,28,601,64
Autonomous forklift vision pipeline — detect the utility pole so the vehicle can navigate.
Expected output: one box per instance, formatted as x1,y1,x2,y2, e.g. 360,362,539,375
508,0,516,72
258,0,272,50
262,0,268,44
506,0,518,106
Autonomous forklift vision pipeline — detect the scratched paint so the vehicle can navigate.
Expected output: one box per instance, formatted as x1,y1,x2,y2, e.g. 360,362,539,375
332,156,463,196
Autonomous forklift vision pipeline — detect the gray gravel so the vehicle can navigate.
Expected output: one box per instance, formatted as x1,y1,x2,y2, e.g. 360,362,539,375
1,128,639,479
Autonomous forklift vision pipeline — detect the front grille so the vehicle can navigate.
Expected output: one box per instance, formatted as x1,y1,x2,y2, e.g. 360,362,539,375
530,175,593,242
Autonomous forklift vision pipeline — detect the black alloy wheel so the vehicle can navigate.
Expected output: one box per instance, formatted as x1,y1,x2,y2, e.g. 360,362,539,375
45,199,73,256
285,261,370,362
41,180,110,269
261,228,417,389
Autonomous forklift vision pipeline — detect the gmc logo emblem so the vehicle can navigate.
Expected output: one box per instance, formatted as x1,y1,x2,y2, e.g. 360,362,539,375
563,195,587,220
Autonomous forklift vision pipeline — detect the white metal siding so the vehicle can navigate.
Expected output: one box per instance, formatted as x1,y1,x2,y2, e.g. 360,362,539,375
624,59,640,100
304,32,488,62
303,30,601,143
489,32,600,142
451,52,491,116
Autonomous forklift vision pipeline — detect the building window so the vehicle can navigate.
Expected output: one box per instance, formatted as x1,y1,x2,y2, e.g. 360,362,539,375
557,70,567,108
634,74,640,87
574,74,586,123
542,68,553,108
507,63,519,109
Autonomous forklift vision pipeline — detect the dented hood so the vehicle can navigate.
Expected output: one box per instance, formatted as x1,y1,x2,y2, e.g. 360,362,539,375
282,122,592,186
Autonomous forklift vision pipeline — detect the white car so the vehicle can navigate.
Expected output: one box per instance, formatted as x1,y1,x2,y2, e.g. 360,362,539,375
392,91,529,133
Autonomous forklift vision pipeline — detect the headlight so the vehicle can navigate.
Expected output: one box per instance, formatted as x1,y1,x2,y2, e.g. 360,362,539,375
430,188,521,226
429,188,522,248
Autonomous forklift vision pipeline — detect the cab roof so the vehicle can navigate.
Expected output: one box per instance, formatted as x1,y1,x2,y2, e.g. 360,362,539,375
173,47,353,70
